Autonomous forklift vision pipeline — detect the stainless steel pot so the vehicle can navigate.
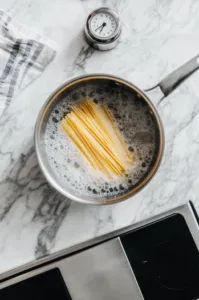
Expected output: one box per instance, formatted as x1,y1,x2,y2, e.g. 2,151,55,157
35,55,199,205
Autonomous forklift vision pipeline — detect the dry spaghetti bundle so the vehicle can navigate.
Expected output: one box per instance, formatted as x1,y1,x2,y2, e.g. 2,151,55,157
61,98,134,178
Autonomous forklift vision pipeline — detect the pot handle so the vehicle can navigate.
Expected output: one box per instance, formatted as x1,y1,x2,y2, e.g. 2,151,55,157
145,55,199,98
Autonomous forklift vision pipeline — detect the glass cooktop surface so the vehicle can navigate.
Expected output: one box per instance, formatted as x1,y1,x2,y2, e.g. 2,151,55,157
0,268,72,300
121,214,199,300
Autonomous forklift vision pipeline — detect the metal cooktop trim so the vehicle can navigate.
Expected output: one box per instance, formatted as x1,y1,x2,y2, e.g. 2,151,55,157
0,202,198,284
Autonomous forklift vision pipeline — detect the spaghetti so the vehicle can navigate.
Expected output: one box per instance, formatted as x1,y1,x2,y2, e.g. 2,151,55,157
61,98,134,178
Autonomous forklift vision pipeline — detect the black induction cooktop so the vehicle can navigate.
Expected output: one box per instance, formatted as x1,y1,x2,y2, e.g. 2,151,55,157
121,213,199,300
1,203,199,300
0,268,72,300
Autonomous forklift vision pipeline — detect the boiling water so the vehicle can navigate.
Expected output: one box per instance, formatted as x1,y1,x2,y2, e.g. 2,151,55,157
44,80,157,199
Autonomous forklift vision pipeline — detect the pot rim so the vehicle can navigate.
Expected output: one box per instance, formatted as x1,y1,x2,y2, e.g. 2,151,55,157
34,73,165,205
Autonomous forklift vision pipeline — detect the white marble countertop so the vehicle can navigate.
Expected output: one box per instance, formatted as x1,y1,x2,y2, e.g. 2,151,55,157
1,0,199,275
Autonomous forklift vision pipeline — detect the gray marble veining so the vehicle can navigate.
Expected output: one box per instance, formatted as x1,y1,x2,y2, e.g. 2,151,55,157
0,0,199,274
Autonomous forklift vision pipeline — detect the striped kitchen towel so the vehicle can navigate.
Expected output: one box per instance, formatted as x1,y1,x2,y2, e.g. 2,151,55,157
0,10,57,115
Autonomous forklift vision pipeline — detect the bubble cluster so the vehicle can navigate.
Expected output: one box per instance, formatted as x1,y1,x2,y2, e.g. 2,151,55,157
44,80,157,199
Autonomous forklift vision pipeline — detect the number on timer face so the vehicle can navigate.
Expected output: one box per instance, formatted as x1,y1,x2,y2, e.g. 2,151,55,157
90,12,117,39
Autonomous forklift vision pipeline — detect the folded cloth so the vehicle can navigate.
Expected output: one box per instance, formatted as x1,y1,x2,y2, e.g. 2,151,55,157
0,10,57,115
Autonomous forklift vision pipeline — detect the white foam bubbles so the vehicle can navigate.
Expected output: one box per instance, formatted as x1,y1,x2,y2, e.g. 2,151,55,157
44,82,157,199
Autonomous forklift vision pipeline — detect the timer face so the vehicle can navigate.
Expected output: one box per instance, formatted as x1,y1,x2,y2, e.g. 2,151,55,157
89,11,117,39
